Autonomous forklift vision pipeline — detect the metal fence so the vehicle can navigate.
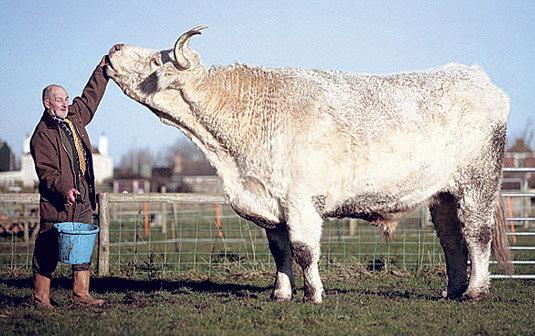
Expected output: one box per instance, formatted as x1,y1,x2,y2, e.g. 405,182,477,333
1,174,533,278
496,167,535,279
95,193,442,277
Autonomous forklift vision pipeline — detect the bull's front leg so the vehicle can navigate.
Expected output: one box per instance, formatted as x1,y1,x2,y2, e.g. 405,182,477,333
287,202,324,303
266,226,295,301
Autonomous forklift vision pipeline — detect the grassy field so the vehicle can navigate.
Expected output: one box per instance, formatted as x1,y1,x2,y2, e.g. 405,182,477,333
1,268,534,336
1,200,534,335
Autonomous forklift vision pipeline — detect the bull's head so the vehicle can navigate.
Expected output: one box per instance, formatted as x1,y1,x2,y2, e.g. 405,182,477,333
107,25,208,112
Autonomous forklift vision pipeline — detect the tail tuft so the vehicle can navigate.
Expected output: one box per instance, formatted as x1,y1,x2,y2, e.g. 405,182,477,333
492,197,513,276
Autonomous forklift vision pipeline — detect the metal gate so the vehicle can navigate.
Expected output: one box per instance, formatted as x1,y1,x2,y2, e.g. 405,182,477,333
491,167,535,279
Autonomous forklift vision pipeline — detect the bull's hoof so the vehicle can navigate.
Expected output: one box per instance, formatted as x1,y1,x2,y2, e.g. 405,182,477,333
302,296,322,303
461,289,489,302
269,290,293,302
442,283,469,301
303,289,324,303
441,289,464,301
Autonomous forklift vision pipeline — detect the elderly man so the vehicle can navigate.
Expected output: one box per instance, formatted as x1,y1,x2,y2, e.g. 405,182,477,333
30,44,123,309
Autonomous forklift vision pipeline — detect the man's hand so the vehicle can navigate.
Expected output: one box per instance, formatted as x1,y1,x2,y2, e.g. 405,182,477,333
100,44,125,67
65,188,81,205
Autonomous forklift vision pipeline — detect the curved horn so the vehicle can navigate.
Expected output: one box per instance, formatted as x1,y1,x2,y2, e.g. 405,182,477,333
173,25,208,70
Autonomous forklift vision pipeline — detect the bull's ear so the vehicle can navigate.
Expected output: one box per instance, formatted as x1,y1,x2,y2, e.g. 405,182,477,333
174,25,208,70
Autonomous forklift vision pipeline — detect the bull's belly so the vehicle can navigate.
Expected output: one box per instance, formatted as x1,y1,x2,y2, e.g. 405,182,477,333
320,193,419,221
316,152,454,220
316,172,447,221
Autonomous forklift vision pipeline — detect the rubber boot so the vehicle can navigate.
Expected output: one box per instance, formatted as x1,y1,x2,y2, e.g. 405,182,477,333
33,273,54,309
73,270,104,305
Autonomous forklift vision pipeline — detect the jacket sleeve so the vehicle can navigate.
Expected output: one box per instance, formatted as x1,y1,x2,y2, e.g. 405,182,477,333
30,130,71,201
69,64,109,126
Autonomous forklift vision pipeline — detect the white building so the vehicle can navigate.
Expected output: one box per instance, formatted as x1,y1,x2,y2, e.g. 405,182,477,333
0,134,113,189
92,134,114,184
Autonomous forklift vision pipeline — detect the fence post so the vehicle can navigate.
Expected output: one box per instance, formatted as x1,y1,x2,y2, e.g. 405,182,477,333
522,179,530,229
98,193,110,276
172,203,179,252
162,202,168,234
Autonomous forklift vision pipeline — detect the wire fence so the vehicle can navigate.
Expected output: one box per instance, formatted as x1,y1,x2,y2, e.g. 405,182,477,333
1,179,533,278
97,194,442,277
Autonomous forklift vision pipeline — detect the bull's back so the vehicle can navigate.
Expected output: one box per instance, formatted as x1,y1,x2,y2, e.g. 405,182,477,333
292,64,509,216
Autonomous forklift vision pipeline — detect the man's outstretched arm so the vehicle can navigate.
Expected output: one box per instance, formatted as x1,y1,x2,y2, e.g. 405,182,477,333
69,44,124,125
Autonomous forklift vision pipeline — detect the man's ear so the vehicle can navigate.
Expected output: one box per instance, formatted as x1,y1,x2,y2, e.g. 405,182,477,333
43,99,50,109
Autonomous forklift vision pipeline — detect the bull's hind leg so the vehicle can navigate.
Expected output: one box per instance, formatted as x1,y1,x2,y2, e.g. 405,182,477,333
430,192,469,299
287,202,324,303
457,125,506,300
457,196,494,301
266,226,295,301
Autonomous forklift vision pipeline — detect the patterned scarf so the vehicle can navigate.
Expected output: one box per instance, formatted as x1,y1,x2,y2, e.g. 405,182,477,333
52,115,87,175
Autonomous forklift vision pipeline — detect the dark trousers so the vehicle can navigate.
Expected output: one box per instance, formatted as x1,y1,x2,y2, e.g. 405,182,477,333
33,180,94,277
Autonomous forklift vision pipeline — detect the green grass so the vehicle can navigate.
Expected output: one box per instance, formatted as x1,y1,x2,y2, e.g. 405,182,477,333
1,201,534,334
1,269,534,336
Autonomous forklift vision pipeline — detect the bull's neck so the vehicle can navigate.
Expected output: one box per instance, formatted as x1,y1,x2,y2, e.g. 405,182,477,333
182,66,286,160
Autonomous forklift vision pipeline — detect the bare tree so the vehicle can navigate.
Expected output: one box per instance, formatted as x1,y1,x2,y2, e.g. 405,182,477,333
158,135,215,175
117,147,155,178
521,117,534,149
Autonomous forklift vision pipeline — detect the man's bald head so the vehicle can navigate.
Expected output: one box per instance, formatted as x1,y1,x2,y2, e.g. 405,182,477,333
42,84,66,102
42,84,69,119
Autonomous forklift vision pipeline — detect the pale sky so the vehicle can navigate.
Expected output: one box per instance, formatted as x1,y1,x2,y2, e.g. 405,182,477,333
1,1,534,164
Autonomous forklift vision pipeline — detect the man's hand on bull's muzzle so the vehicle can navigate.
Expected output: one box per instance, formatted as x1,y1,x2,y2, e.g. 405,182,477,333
100,44,125,67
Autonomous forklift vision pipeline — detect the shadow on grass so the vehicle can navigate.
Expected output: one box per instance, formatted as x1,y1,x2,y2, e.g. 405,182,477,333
0,293,29,307
1,275,443,305
325,287,441,301
0,276,270,297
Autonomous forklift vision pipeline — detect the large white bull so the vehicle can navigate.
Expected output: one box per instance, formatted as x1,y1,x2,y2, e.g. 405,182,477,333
107,25,512,303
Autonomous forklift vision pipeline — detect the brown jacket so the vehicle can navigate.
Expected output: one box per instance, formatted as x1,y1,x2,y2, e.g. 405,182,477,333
30,65,109,224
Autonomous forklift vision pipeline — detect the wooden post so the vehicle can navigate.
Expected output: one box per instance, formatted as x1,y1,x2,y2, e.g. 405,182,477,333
23,222,29,242
98,193,110,276
349,219,357,237
172,203,179,252
143,202,149,237
162,202,168,234
214,203,224,238
30,222,40,242
22,204,29,242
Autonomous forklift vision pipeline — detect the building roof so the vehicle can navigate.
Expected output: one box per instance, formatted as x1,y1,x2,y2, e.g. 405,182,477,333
509,138,532,153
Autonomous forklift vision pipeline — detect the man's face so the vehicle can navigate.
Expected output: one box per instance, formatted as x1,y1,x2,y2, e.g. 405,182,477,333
44,86,69,119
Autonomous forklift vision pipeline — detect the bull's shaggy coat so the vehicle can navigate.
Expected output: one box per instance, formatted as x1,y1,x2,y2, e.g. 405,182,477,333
107,26,512,303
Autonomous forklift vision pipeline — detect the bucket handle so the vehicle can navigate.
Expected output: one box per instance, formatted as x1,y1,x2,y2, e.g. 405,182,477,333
71,201,76,227
71,191,83,222
70,198,79,230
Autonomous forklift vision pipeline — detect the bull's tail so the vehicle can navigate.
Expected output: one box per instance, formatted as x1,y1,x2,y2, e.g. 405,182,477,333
492,197,513,275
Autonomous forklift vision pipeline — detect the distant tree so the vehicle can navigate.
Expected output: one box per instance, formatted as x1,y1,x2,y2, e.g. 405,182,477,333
117,147,155,178
507,117,534,151
158,135,216,175
521,117,534,148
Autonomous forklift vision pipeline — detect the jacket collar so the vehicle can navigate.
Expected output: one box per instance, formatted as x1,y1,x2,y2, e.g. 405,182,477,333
41,110,69,128
41,110,56,127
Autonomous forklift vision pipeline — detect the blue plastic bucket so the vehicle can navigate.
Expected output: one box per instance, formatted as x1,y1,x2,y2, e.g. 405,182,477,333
54,222,99,264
